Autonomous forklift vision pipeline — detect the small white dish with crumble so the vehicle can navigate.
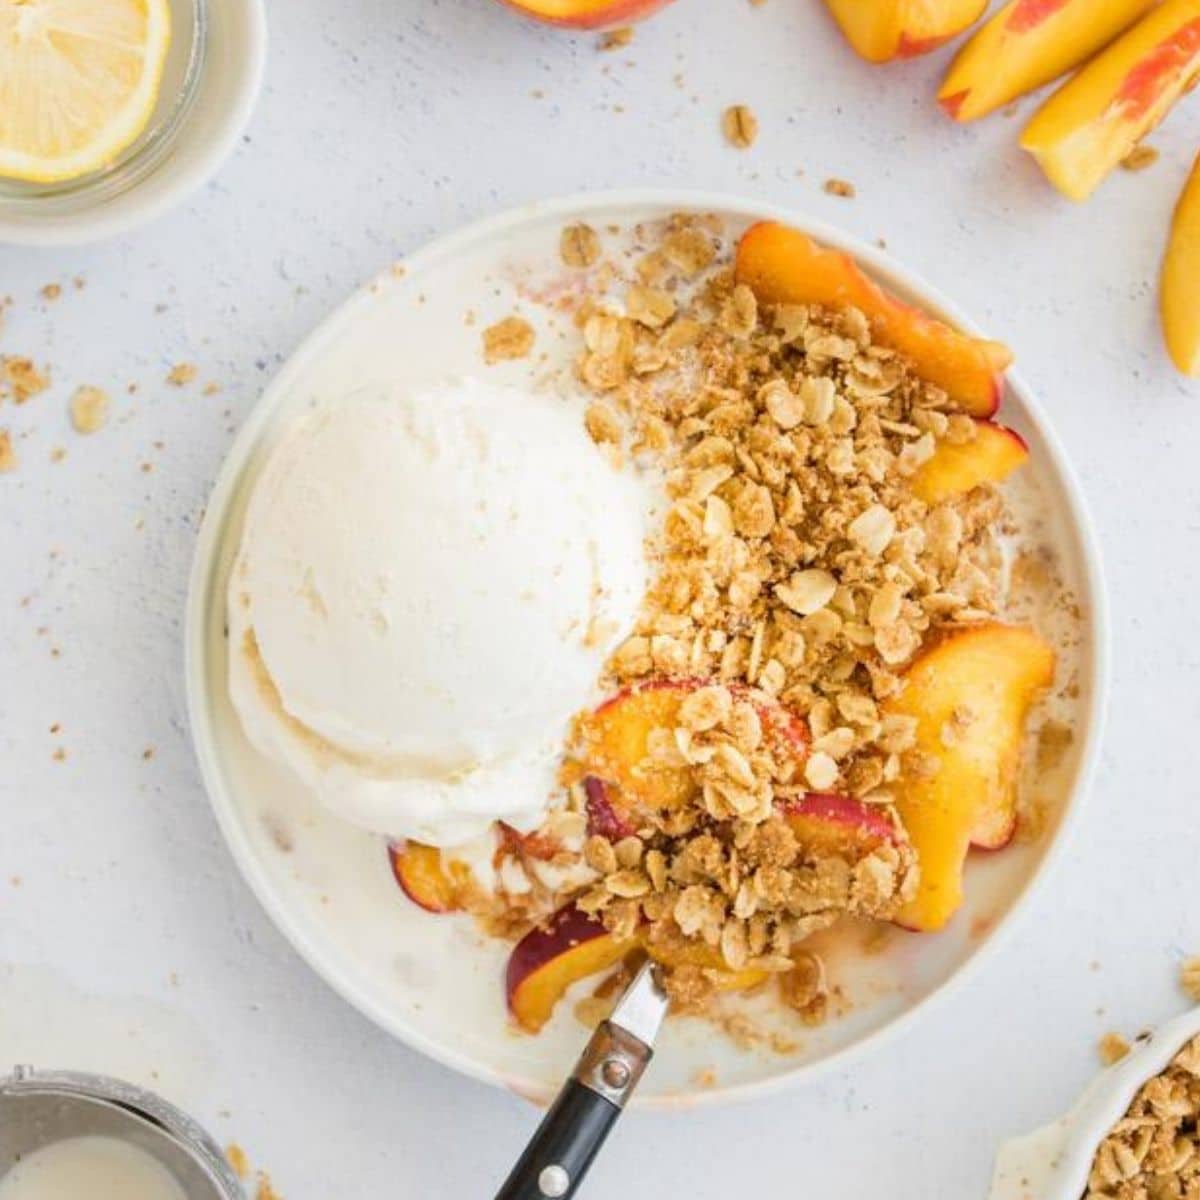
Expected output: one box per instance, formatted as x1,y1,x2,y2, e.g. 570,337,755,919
186,191,1107,1106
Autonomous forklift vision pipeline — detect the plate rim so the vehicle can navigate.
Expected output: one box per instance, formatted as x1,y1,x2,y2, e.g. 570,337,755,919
184,187,1111,1109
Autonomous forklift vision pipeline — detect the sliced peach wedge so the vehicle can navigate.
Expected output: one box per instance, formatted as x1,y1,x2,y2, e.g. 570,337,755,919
734,222,1012,416
573,677,808,835
388,841,462,914
506,906,633,1033
940,0,1156,122
782,792,905,858
821,0,987,63
1161,151,1200,377
910,420,1029,505
885,624,1055,932
1020,0,1200,201
496,0,674,28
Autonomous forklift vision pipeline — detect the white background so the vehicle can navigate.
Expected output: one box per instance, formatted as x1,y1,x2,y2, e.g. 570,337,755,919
3,2,1200,1196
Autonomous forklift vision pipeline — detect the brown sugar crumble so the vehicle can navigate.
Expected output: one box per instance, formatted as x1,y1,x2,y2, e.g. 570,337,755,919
824,178,856,199
1100,1032,1132,1066
722,105,759,149
1,356,50,404
482,316,536,364
166,363,198,387
1085,1035,1200,1198
599,26,633,50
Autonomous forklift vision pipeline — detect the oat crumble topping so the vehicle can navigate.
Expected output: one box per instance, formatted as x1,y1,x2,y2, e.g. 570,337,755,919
451,214,1031,1027
482,315,536,364
1101,1032,1133,1066
1085,1035,1200,1199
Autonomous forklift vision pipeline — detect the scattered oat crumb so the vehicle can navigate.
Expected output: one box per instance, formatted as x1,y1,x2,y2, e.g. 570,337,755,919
167,363,198,387
722,104,758,149
70,385,110,434
40,283,62,301
693,1067,718,1087
142,746,156,761
560,223,601,269
49,446,66,464
599,26,633,50
1121,143,1159,172
2,356,50,404
824,178,856,199
0,430,16,473
225,1145,249,1181
1182,956,1200,1002
255,1173,283,1200
51,747,67,763
1099,1032,1131,1065
482,316,535,364
202,381,222,396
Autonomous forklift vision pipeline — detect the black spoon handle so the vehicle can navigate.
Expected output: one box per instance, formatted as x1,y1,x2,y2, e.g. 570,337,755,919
495,1021,652,1200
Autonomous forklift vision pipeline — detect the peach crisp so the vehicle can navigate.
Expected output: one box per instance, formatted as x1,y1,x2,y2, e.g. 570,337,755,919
388,215,1062,1037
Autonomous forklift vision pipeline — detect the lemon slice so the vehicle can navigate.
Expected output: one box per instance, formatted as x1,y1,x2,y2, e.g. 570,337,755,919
0,0,171,184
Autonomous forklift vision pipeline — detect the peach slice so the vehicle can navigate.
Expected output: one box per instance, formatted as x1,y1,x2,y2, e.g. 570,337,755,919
782,792,904,858
1161,151,1200,377
821,0,987,63
643,927,770,993
939,0,1156,122
575,677,808,833
506,905,634,1032
388,841,461,914
885,624,1054,932
734,222,1012,416
1020,0,1200,201
496,0,674,28
910,420,1029,505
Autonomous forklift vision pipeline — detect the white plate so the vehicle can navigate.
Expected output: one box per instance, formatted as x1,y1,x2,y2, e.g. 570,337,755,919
185,190,1108,1108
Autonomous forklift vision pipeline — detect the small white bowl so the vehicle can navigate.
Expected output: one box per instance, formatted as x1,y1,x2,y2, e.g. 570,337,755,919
0,0,266,246
185,190,1109,1106
991,1007,1200,1200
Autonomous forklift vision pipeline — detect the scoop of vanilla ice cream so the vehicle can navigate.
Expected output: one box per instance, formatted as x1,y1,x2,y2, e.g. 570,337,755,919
227,378,647,845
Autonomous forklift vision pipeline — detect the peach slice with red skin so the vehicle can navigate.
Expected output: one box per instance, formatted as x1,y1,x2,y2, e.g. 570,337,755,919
885,624,1055,932
1161,150,1200,377
388,841,461,914
783,792,905,858
734,222,1011,416
496,0,674,29
910,420,1029,506
939,0,1156,122
1020,0,1200,201
506,905,633,1032
821,0,987,63
575,677,809,834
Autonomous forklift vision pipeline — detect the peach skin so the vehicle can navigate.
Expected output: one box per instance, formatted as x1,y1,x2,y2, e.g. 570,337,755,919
506,906,633,1032
940,0,1157,122
389,841,462,914
734,221,1012,415
1161,151,1200,377
497,0,674,28
885,624,1054,932
910,420,1030,505
822,0,987,63
1020,0,1200,200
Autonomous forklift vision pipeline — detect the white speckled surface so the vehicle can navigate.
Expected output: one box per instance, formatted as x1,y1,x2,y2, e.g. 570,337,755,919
2,2,1198,1197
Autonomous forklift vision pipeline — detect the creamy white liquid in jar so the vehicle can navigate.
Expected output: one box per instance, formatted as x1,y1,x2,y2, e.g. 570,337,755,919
0,1136,188,1200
